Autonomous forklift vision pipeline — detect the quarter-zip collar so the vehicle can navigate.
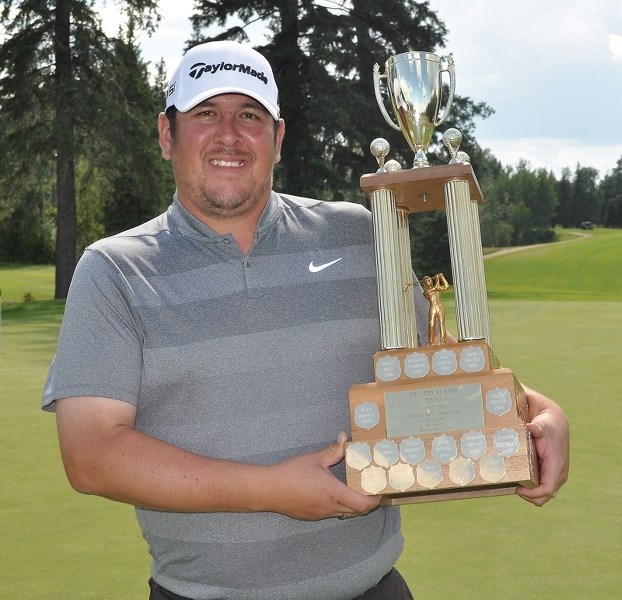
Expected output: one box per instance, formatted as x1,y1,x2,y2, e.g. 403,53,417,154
169,191,282,247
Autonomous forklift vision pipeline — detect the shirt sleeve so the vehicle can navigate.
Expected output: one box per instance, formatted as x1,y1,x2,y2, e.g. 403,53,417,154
42,248,144,411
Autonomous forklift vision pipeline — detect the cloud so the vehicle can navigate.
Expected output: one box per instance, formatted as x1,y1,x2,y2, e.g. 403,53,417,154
610,34,622,63
478,137,622,177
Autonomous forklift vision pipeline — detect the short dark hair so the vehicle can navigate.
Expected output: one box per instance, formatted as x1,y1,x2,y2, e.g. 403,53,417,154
165,106,178,140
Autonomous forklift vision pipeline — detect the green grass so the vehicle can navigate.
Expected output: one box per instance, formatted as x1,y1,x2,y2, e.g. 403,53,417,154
484,228,622,301
0,299,151,598
0,262,56,303
397,298,622,598
2,229,621,598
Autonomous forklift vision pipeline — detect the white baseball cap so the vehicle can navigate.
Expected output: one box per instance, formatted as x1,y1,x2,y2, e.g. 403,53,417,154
165,41,280,120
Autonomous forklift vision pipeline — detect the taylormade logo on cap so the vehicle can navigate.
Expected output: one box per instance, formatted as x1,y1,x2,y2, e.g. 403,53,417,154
187,61,269,85
165,41,280,120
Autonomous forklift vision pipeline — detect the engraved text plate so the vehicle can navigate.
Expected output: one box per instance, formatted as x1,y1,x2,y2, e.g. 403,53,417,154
384,382,485,437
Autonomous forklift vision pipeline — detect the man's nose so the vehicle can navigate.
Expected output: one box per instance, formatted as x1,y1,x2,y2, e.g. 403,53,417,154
213,115,242,145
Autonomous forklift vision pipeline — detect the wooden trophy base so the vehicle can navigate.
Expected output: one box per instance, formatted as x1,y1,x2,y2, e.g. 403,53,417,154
345,340,539,504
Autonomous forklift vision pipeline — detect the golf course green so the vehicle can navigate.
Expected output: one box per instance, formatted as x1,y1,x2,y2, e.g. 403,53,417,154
1,227,620,598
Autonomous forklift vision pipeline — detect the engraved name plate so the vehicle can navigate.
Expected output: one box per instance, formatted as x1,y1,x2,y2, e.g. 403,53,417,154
449,456,476,486
431,434,458,463
431,349,458,376
404,352,430,379
346,442,372,471
361,465,388,494
399,436,426,465
354,402,381,430
479,453,506,483
460,430,488,459
375,355,401,382
493,428,520,457
459,346,486,373
384,382,485,437
416,459,443,489
486,387,513,416
373,439,400,468
388,463,416,492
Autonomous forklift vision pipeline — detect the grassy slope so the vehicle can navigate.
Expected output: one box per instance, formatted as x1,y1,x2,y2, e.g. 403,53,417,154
484,228,622,301
1,228,621,598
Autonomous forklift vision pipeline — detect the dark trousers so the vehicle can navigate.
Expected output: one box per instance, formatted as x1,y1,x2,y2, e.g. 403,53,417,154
148,568,414,600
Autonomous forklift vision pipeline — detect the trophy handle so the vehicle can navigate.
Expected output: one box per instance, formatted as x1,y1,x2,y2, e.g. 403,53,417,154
373,63,401,131
435,56,455,127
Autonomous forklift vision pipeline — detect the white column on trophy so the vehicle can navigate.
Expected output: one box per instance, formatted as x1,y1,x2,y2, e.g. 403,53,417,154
397,206,418,349
369,189,418,350
444,179,492,346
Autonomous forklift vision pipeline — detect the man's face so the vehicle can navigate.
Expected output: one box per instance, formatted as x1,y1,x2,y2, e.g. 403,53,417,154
158,93,285,223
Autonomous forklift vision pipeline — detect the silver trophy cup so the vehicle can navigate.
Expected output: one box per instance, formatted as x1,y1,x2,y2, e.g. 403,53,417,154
374,52,455,167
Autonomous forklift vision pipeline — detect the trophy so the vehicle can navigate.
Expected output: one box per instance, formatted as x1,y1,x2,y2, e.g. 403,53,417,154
374,51,455,168
344,53,539,504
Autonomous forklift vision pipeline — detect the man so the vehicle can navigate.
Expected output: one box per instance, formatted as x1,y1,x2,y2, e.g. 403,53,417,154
43,41,569,600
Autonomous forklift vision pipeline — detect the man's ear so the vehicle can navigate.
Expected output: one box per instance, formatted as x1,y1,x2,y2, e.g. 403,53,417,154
275,118,285,162
158,112,172,160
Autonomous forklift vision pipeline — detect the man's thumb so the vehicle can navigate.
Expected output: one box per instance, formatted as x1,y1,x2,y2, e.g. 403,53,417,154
326,431,348,463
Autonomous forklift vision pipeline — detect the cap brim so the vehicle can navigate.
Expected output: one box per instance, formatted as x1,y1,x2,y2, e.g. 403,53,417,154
173,87,280,120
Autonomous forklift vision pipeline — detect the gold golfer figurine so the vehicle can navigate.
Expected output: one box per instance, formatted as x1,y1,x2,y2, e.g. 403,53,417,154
421,273,449,345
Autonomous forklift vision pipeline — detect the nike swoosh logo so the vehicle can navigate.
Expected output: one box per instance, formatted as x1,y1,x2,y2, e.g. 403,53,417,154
308,257,343,273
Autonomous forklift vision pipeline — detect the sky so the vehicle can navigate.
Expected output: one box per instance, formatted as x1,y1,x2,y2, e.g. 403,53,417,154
100,0,622,178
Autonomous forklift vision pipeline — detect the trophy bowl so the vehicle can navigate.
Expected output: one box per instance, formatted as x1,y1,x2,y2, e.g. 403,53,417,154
374,52,455,167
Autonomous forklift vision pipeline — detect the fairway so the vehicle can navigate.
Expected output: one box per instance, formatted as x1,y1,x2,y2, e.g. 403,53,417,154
484,228,622,301
1,228,621,598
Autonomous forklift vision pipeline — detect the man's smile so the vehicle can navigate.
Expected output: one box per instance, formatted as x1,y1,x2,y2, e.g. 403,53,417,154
209,158,245,167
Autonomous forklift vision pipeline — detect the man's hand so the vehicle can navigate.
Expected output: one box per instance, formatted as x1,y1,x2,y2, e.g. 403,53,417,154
516,387,570,506
267,432,382,521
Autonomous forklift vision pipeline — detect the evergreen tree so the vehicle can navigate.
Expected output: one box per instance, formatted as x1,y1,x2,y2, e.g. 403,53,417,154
94,31,174,236
571,165,600,227
0,0,159,298
599,157,622,227
479,169,514,248
0,101,56,262
479,162,558,247
555,167,573,227
409,211,451,279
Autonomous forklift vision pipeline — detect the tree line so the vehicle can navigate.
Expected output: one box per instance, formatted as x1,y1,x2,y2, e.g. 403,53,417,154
1,0,621,297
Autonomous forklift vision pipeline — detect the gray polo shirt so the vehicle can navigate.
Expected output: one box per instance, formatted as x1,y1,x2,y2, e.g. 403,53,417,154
43,192,429,600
